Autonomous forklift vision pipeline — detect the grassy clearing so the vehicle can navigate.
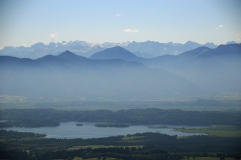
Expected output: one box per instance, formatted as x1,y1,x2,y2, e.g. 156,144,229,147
183,157,236,160
121,135,145,141
73,157,118,160
68,156,238,160
175,125,241,137
0,138,6,143
22,137,44,141
68,145,143,151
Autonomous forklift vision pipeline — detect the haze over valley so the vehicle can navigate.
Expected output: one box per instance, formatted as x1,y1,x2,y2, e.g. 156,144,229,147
1,1,241,159
0,42,240,101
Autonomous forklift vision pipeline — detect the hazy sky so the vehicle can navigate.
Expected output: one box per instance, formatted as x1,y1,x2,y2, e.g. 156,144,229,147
0,0,240,48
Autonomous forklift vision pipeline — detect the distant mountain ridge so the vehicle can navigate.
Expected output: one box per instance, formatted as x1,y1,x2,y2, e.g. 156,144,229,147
147,44,241,94
85,43,241,95
0,43,240,100
125,40,217,58
0,40,221,59
0,50,200,100
90,46,144,62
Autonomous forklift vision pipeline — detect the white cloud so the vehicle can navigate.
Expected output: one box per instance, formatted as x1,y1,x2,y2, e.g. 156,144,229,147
50,33,58,41
215,25,223,30
123,29,139,33
236,32,241,42
116,14,121,17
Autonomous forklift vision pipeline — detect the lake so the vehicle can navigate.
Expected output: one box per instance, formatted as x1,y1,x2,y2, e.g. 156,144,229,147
2,122,205,139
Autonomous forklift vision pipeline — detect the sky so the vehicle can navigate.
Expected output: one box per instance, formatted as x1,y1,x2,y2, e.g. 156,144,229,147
0,0,241,48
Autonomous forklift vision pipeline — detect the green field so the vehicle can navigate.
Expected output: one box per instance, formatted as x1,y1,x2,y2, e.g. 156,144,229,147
73,156,238,160
73,157,118,160
121,135,145,141
175,125,241,137
68,145,143,151
183,157,236,160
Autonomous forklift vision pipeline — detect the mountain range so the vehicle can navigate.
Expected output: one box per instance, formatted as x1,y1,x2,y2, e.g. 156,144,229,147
0,40,223,59
0,43,240,100
90,44,241,94
0,51,200,100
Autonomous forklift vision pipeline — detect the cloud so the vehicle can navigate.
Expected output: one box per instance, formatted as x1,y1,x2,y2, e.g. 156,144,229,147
50,33,58,41
123,29,139,33
116,14,121,17
236,32,241,42
215,25,223,30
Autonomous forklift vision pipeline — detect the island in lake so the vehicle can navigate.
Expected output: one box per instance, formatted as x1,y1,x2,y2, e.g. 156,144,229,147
148,126,169,129
95,123,129,128
76,124,83,126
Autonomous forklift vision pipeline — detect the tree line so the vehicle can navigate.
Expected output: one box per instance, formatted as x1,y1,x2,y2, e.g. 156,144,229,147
1,131,241,160
1,108,241,126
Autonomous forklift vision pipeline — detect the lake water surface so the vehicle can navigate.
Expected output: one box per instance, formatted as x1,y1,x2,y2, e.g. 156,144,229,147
2,122,205,139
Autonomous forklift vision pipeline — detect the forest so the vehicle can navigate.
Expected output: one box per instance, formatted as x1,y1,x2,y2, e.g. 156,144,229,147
0,108,241,159
0,130,241,160
1,108,241,126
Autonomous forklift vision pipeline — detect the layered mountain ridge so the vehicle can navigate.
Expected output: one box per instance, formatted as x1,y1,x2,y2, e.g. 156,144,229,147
0,40,222,59
0,50,200,100
0,43,240,100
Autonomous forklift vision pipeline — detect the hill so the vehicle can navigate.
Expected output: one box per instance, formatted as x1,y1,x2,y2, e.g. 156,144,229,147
89,44,241,96
0,51,199,100
1,43,240,99
89,46,144,62
144,44,241,94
